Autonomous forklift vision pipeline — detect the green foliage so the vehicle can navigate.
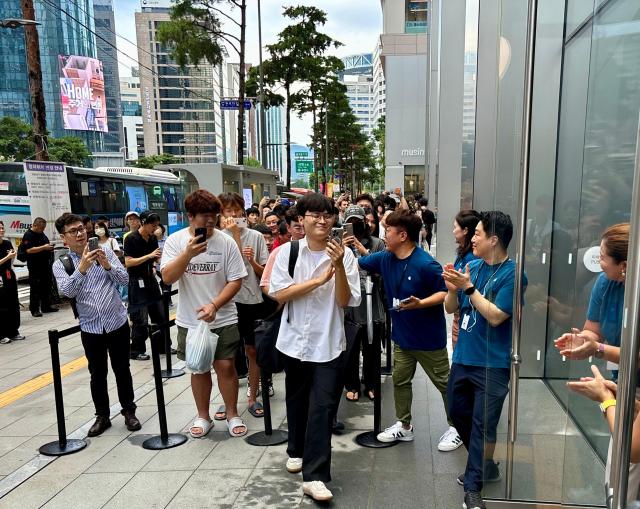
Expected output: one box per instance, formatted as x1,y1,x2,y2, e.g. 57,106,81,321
292,177,309,188
372,115,386,183
244,157,261,168
0,116,35,162
134,154,178,169
48,136,91,166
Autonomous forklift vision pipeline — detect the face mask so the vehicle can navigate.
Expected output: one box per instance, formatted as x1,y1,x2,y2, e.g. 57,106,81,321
95,228,106,237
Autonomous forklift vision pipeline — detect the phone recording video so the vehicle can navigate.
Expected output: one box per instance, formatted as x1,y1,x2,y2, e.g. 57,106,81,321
195,227,207,243
330,227,344,245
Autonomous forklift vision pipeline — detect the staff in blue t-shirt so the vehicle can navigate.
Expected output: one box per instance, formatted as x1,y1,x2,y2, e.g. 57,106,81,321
358,210,463,452
443,210,524,509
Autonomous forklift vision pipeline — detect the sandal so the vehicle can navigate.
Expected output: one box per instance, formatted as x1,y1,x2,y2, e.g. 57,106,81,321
189,417,213,438
214,405,226,421
248,401,264,418
227,416,248,437
345,390,360,402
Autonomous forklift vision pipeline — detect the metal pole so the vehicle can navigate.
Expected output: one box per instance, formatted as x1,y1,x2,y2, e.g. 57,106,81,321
610,114,640,509
325,105,329,193
21,0,48,161
161,289,184,378
505,0,538,499
257,0,268,169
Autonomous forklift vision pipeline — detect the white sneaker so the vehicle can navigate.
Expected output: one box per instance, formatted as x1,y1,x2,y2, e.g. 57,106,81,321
438,426,463,452
377,421,414,443
286,457,303,473
302,481,333,502
0,338,10,345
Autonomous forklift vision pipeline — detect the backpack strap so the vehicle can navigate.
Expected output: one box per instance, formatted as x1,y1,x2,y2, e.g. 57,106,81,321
286,240,300,324
58,254,79,319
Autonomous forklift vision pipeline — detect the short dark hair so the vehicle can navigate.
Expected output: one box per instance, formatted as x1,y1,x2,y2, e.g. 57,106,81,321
184,189,221,216
264,211,279,222
278,221,289,236
96,215,109,222
455,209,481,256
218,192,245,211
355,193,374,208
271,204,287,218
246,206,260,216
140,211,161,225
418,197,429,207
296,193,333,217
82,215,92,225
383,195,397,210
479,211,513,250
33,217,46,225
284,207,299,226
55,212,83,234
385,209,422,243
254,223,272,236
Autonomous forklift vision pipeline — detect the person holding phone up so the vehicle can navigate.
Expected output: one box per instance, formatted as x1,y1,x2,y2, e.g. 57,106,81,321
0,221,25,343
357,209,462,452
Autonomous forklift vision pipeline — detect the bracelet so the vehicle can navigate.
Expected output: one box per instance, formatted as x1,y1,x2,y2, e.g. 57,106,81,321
594,342,605,358
599,399,616,416
211,301,219,311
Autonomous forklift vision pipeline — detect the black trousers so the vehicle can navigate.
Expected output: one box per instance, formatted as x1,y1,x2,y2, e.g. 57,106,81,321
344,321,383,393
0,271,20,338
28,267,51,312
283,352,344,483
128,277,167,355
81,322,136,417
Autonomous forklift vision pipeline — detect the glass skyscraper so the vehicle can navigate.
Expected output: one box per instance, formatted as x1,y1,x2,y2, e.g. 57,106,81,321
0,0,104,153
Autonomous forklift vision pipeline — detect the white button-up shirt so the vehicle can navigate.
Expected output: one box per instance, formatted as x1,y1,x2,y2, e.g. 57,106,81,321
269,238,361,363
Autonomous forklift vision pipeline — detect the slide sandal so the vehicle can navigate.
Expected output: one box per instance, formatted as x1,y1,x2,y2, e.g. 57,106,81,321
248,402,264,418
213,405,226,421
227,416,248,437
189,417,213,438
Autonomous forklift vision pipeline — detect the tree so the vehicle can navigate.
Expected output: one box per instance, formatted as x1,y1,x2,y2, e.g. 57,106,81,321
371,115,386,186
0,116,35,162
48,136,91,166
244,156,261,167
156,0,248,164
134,154,178,169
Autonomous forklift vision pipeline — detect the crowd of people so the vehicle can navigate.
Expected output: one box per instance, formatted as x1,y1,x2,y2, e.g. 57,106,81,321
0,185,635,507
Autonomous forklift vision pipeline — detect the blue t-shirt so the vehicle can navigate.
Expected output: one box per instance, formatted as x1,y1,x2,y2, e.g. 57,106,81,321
453,258,525,369
454,250,478,272
587,272,624,347
358,248,447,351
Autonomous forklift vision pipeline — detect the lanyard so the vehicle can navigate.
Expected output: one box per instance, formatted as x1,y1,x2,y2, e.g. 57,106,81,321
394,248,415,298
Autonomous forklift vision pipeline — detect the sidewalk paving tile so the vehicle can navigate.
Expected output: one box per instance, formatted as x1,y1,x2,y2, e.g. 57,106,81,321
164,469,252,509
103,470,192,509
42,472,134,509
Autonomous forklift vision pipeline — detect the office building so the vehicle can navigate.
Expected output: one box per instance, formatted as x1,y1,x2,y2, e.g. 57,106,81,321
256,104,285,177
92,0,124,153
372,41,386,127
135,0,224,163
120,76,144,161
0,0,104,152
340,54,375,141
223,62,258,164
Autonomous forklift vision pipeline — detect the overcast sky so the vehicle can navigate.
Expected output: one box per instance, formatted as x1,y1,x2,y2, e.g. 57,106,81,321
112,0,383,145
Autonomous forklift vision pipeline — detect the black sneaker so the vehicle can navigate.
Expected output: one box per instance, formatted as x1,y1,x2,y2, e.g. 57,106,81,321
457,462,501,487
463,491,486,509
131,353,150,361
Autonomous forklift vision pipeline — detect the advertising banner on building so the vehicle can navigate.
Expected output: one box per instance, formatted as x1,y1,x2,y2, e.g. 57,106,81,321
23,161,72,241
59,55,108,132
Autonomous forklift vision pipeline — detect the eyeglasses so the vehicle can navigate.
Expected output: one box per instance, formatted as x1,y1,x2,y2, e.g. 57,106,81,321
305,213,333,223
64,226,86,236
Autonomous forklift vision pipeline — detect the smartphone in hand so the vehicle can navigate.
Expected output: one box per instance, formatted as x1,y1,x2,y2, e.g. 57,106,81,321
88,237,99,251
195,227,207,244
330,227,344,245
343,223,354,237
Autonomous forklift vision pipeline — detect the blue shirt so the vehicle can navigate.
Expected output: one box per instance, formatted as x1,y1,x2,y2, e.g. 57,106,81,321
453,258,525,369
53,249,129,334
587,272,624,347
358,248,447,351
454,250,478,272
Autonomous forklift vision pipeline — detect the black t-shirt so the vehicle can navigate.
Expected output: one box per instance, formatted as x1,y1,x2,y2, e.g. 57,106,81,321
422,208,436,226
124,230,158,279
21,229,51,268
0,239,15,278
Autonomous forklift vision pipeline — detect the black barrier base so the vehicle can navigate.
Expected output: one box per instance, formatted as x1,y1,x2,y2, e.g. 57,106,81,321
160,369,185,379
355,431,398,449
246,429,288,446
39,438,87,456
142,433,188,450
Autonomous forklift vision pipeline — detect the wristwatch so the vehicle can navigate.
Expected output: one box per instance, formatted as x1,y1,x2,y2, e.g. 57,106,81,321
464,285,476,296
599,399,616,416
594,342,605,358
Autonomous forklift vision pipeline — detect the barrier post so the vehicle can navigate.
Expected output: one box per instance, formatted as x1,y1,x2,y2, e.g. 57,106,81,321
356,279,397,449
39,329,87,456
380,314,392,375
142,329,187,450
246,369,288,446
160,289,183,379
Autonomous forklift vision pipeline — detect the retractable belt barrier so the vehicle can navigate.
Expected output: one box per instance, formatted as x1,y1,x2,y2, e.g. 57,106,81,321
246,367,288,446
380,310,393,376
160,289,183,379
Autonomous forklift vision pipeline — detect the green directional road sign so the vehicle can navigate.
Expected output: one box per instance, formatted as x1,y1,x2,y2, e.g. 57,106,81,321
294,152,308,158
296,160,314,173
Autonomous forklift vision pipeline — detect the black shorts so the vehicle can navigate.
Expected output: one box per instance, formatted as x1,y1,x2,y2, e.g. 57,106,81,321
236,301,270,346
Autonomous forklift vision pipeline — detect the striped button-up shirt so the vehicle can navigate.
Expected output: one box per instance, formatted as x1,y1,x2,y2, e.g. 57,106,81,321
53,248,129,334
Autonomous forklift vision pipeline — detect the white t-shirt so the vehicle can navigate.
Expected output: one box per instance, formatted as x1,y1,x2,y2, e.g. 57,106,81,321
160,227,247,329
223,227,269,305
99,237,120,253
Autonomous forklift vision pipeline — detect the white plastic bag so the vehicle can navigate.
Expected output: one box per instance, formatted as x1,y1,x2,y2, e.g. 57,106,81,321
185,321,218,374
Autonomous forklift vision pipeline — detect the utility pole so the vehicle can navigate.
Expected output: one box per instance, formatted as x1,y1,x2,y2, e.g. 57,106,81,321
21,0,48,161
257,0,268,169
236,0,247,166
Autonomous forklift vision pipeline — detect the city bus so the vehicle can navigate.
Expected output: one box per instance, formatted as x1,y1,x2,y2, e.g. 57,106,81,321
0,161,199,244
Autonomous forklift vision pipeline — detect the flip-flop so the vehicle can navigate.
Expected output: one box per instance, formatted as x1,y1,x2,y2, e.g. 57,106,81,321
345,390,360,402
213,405,226,421
227,416,248,437
367,390,375,401
189,417,213,438
248,401,264,418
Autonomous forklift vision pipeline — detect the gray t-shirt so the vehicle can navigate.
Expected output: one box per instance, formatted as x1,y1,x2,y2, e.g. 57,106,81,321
224,227,269,305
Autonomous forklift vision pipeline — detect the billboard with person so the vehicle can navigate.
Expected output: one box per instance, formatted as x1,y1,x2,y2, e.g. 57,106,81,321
58,55,108,132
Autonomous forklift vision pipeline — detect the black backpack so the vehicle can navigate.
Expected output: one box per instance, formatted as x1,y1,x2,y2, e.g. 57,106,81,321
254,240,299,374
58,254,79,319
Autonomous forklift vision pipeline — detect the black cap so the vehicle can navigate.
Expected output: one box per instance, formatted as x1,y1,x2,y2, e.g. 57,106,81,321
140,210,160,224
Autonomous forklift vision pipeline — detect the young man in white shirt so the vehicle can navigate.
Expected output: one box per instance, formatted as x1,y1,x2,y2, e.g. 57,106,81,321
218,192,269,417
160,190,249,438
269,193,361,503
